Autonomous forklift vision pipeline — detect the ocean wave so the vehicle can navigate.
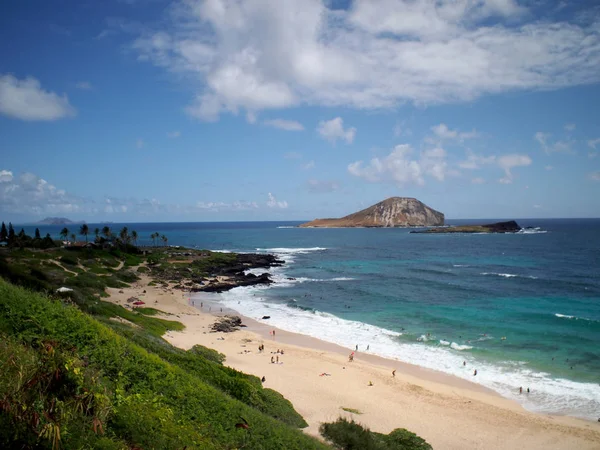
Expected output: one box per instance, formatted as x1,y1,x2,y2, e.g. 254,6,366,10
517,227,548,234
451,343,473,351
555,313,599,323
211,249,233,253
256,247,327,254
209,286,600,420
481,272,538,279
453,264,471,267
276,226,296,229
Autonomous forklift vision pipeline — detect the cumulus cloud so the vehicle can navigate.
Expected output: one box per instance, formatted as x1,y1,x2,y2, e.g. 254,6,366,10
0,170,13,183
317,117,356,144
348,144,447,186
458,150,496,169
167,130,181,138
267,192,288,209
588,138,600,149
0,74,76,121
534,132,574,154
307,179,339,193
496,153,532,184
430,123,478,142
263,118,304,131
129,0,600,120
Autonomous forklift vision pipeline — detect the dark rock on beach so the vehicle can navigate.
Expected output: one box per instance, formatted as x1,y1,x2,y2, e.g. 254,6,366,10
211,315,243,333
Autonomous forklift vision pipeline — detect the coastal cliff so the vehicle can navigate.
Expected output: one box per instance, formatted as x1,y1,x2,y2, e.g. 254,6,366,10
299,197,444,228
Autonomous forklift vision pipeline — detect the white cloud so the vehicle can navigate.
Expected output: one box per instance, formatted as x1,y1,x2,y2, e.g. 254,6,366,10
589,171,600,182
75,81,93,90
246,111,257,124
589,152,598,159
136,138,145,149
471,177,485,184
263,118,304,131
393,121,412,137
588,138,600,149
431,123,478,142
302,160,315,170
0,170,13,183
307,179,339,193
545,165,553,170
130,1,600,120
534,132,574,154
564,123,576,131
496,153,532,183
348,144,447,186
267,192,288,209
459,150,496,169
167,130,181,138
0,74,76,121
317,117,356,144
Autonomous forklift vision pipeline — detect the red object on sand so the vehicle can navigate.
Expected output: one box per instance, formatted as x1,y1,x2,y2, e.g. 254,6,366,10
133,301,145,306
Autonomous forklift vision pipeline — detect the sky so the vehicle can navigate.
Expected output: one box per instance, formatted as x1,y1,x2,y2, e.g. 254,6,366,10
1,0,599,223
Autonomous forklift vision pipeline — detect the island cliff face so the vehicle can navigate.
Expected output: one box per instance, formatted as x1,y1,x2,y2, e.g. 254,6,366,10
299,197,444,228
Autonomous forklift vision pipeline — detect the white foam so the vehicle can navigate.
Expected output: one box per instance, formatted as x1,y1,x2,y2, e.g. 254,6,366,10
451,343,473,351
517,227,548,234
256,247,327,254
211,249,233,253
481,272,538,279
206,287,600,420
555,313,599,323
276,226,296,229
453,264,471,267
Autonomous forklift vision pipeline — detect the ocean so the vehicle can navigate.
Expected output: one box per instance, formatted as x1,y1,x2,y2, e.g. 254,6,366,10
21,219,600,420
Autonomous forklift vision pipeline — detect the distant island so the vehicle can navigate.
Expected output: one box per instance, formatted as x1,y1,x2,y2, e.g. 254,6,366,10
299,197,444,228
36,217,85,225
410,220,522,234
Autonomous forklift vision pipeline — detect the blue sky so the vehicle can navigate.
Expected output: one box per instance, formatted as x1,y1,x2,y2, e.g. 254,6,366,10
1,0,599,223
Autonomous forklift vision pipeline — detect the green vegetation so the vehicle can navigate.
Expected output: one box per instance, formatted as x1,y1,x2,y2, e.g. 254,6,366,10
0,226,431,449
341,407,363,414
0,280,327,449
320,418,432,450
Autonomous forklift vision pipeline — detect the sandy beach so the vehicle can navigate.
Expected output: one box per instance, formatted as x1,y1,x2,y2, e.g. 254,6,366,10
106,275,600,449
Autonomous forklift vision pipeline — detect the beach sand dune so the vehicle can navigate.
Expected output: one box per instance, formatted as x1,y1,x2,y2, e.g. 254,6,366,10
106,277,600,450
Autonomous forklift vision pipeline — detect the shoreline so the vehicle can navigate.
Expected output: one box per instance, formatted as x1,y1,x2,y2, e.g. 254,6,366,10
105,276,600,449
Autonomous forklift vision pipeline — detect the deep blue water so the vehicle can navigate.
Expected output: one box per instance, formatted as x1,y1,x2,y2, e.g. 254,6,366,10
18,219,600,419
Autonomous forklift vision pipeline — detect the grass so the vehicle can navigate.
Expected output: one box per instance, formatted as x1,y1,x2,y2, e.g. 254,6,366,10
0,279,328,449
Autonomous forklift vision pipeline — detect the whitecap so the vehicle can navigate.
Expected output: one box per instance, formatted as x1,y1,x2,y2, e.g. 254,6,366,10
451,342,473,351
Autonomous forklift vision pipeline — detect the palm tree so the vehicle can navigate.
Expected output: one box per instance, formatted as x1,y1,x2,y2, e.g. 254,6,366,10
131,230,138,247
70,233,76,243
150,232,159,247
119,227,129,247
102,226,111,240
161,234,168,247
60,227,69,242
80,224,89,242
94,228,100,241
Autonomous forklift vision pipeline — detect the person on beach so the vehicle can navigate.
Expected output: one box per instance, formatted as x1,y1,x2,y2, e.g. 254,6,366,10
356,344,358,351
276,355,279,363
392,369,396,377
473,369,477,376
463,361,466,366
527,388,530,393
367,345,370,351
261,376,266,382
368,381,373,386
271,356,274,363
201,302,203,308
519,387,523,394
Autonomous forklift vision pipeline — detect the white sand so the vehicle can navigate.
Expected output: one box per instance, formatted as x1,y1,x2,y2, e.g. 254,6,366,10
106,276,600,449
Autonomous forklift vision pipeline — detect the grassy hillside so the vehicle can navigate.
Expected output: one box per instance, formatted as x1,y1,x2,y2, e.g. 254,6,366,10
0,279,327,449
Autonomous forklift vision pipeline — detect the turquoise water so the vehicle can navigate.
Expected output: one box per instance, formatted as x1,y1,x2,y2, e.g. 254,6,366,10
23,219,600,419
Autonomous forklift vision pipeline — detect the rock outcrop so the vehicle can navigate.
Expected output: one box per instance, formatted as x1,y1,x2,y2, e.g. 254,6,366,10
410,220,521,234
211,316,243,333
299,197,444,228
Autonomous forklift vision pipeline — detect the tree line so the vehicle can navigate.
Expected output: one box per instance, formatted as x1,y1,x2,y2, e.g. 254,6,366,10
0,221,168,249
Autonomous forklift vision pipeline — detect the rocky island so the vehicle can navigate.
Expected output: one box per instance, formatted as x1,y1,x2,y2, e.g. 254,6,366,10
299,197,444,228
410,220,522,234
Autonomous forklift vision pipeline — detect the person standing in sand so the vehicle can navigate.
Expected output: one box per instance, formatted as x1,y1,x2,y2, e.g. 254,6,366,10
392,369,396,377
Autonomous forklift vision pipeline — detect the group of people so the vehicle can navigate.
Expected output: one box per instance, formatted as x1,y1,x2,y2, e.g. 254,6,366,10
519,387,531,394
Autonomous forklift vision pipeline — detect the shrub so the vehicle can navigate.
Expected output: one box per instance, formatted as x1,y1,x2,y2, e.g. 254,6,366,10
320,417,431,450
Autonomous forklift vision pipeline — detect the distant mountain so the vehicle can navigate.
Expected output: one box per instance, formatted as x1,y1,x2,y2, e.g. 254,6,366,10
36,217,85,225
299,197,444,228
